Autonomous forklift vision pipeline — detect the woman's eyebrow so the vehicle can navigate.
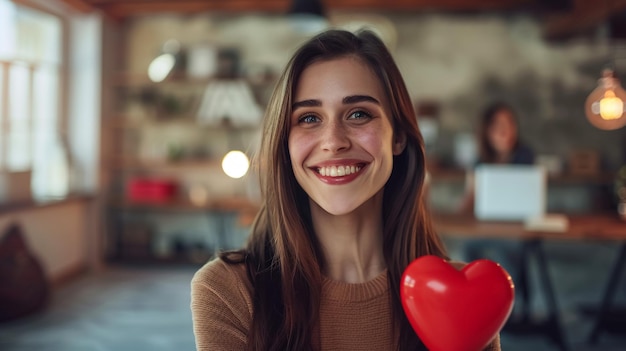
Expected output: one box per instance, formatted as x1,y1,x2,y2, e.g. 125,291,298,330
292,99,321,110
343,95,380,105
292,95,380,110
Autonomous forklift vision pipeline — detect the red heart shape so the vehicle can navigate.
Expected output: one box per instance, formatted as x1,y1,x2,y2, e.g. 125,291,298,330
401,255,514,351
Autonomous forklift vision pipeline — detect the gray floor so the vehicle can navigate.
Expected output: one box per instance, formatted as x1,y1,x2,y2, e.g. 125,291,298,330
0,265,197,351
1,239,625,351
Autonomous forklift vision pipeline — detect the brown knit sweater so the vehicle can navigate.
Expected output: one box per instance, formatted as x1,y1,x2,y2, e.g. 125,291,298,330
191,258,501,351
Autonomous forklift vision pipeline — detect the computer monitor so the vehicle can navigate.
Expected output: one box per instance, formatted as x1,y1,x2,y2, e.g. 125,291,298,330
474,165,546,222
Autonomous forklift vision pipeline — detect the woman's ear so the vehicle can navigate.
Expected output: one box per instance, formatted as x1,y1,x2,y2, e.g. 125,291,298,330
393,131,407,155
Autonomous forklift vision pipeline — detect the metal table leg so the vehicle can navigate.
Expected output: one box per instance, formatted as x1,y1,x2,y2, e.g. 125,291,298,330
532,239,569,351
504,239,569,351
588,242,626,344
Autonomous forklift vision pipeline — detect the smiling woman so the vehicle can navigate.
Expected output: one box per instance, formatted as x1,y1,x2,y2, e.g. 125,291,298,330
190,29,501,351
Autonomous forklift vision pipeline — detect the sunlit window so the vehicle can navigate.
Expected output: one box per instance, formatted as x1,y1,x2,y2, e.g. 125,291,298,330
0,0,63,199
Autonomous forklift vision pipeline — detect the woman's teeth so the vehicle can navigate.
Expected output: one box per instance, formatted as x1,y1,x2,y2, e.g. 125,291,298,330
318,165,362,177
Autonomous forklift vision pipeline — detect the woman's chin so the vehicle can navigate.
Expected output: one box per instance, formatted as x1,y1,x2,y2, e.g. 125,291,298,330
310,195,381,218
317,203,359,217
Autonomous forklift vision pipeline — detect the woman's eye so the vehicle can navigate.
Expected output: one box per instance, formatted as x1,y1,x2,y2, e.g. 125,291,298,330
348,110,371,120
298,114,320,124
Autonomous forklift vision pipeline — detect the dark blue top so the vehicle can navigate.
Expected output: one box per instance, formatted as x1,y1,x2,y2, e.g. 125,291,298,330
508,144,534,165
475,143,535,166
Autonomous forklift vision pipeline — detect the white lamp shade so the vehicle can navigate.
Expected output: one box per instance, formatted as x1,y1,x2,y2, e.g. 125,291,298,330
196,79,263,127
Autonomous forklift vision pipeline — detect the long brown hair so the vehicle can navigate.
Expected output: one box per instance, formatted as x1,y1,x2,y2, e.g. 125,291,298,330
222,29,447,351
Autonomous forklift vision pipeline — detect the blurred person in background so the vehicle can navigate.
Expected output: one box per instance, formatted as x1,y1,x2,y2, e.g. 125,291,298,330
458,101,534,213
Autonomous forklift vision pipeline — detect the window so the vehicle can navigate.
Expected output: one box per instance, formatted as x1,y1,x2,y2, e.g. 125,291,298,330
0,0,66,199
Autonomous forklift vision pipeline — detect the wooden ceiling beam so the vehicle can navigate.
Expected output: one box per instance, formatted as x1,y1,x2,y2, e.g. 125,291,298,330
99,0,289,18
59,0,546,19
55,0,289,19
61,0,94,11
328,0,536,12
543,0,626,39
23,0,95,13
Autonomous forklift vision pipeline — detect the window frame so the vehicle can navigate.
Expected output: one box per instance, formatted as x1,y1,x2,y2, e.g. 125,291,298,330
0,0,68,172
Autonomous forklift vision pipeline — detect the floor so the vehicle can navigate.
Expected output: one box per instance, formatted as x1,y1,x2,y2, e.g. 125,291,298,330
0,239,625,351
0,265,197,351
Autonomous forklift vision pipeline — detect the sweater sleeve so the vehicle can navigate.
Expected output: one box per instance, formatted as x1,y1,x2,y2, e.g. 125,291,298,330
190,258,253,351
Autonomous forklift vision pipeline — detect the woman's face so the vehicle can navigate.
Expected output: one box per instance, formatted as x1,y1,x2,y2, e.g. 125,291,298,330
288,56,404,216
487,109,518,155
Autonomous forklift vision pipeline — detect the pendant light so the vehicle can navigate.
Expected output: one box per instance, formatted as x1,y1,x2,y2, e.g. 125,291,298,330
584,68,626,130
584,0,626,130
195,80,260,180
289,0,325,17
148,39,183,83
288,0,328,35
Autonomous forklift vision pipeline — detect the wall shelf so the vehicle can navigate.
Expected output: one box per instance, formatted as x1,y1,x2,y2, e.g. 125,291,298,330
103,79,265,262
108,158,221,171
429,169,617,185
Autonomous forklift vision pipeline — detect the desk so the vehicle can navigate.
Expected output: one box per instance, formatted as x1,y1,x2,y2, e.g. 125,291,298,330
433,213,626,351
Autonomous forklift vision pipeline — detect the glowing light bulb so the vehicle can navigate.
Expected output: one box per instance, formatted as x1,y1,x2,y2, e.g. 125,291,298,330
222,150,249,179
598,90,623,120
147,40,181,83
148,53,175,82
585,69,626,130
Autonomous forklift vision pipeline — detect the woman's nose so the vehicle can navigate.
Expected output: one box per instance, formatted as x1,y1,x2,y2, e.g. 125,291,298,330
320,120,350,152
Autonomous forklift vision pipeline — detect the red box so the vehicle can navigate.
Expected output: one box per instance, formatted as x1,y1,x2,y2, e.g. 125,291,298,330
127,178,178,203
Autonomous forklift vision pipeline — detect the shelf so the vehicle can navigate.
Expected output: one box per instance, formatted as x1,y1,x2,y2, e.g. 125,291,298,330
110,72,275,88
108,158,221,171
549,173,616,184
429,169,617,185
106,115,262,131
106,115,203,129
111,72,215,87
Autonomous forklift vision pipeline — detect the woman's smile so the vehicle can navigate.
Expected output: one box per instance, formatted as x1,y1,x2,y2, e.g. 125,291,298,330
310,161,369,185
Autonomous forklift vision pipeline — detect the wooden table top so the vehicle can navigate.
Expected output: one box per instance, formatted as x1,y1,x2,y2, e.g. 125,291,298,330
433,213,626,241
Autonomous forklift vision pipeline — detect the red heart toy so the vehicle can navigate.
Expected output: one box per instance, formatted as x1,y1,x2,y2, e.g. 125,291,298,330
401,255,514,351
